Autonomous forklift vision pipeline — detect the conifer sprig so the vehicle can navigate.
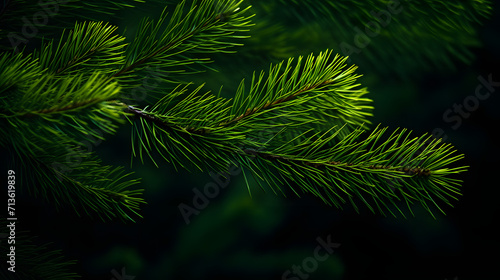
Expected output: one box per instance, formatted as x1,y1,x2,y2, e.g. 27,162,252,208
14,139,145,222
34,21,127,76
0,52,143,222
127,50,466,216
226,50,373,140
0,71,125,150
114,0,253,84
236,125,466,217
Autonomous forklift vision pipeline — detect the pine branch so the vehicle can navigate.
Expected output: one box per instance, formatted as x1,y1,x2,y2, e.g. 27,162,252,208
127,51,466,216
225,50,373,139
0,70,126,150
34,21,127,76
112,0,253,84
9,139,145,222
0,51,143,222
129,100,466,216
236,125,466,217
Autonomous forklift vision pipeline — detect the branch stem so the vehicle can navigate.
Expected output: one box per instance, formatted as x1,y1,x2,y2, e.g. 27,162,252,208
242,148,432,176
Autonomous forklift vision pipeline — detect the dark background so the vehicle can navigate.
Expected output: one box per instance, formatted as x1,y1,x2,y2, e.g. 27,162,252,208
2,1,500,279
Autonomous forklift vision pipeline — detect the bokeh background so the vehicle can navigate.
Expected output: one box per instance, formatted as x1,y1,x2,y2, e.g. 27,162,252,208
3,0,500,279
